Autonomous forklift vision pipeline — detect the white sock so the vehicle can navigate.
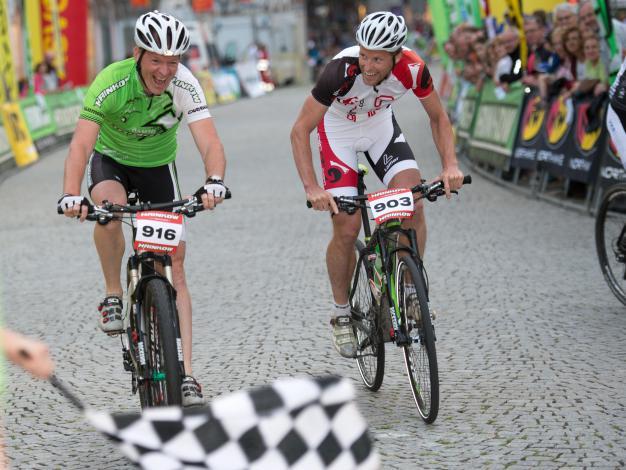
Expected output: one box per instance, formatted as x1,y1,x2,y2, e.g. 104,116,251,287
331,302,350,319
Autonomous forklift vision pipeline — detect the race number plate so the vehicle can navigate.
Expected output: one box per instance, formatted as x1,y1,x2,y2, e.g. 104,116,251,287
367,188,414,225
133,211,183,254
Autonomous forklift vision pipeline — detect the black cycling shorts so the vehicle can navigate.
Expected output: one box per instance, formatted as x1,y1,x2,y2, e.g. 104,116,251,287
87,151,181,203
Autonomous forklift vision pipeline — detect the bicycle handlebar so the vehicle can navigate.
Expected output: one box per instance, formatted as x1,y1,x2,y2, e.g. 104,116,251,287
57,188,232,222
306,174,472,211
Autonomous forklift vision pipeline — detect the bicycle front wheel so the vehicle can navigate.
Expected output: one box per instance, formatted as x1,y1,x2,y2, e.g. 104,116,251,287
351,240,385,391
396,256,439,423
139,278,183,408
596,184,626,306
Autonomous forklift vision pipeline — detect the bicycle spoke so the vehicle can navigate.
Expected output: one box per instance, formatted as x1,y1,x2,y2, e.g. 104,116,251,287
351,241,385,391
396,257,439,423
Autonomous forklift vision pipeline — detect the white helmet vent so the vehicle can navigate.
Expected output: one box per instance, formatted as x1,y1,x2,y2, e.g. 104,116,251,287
135,10,190,56
356,12,408,52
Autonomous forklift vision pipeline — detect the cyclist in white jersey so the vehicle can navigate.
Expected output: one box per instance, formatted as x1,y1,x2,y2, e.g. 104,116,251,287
607,57,626,167
291,11,464,358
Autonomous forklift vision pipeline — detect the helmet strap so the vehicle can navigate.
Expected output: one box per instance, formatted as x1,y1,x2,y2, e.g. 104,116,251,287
135,48,154,97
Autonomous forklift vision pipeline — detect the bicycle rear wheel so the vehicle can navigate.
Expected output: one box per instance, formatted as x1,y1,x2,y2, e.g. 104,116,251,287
138,278,183,408
596,184,626,306
396,256,439,423
350,240,385,391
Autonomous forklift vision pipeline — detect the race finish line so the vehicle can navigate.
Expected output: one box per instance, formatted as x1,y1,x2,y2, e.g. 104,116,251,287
58,376,380,469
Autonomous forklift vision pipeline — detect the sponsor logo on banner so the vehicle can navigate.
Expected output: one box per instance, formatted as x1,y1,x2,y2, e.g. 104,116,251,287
521,95,545,144
574,102,603,154
546,96,573,146
0,103,39,167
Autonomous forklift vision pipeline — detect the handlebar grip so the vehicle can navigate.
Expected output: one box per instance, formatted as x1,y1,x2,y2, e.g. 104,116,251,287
463,174,472,185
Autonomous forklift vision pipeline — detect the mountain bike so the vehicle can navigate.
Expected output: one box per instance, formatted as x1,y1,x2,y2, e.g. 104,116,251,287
58,189,230,408
338,166,471,423
595,182,626,306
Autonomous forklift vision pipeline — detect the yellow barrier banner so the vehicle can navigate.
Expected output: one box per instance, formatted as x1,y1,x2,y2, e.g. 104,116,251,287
1,103,39,167
25,0,44,68
0,0,17,104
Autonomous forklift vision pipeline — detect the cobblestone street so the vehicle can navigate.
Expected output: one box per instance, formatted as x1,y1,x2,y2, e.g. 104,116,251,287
1,85,625,469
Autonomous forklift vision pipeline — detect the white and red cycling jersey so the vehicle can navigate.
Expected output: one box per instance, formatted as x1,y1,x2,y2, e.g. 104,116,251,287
311,46,434,195
312,46,434,123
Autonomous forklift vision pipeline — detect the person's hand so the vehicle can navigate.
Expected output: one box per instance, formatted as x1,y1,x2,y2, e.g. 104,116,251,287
306,185,338,214
437,165,465,199
197,176,227,210
57,193,89,221
1,329,55,379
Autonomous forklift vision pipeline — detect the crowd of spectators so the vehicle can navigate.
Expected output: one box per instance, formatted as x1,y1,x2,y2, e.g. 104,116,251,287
445,1,626,128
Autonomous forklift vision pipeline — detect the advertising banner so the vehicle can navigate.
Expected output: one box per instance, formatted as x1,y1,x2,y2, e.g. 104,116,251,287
427,0,451,67
467,80,524,170
210,68,241,104
45,89,83,136
536,94,573,176
565,97,608,183
0,121,12,158
512,88,544,170
0,0,17,103
195,71,218,107
18,95,57,149
234,61,265,99
40,0,66,80
512,87,608,182
25,0,44,69
60,0,88,86
1,103,39,167
456,84,480,146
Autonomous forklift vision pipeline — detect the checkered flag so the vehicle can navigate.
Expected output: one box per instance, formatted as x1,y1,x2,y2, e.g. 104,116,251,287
85,376,380,469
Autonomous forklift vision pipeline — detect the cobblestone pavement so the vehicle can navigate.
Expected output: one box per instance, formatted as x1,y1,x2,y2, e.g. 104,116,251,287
1,85,625,469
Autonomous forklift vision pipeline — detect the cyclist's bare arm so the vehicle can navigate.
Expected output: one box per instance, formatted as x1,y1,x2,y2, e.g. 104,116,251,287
189,118,226,210
290,95,338,214
62,118,100,220
420,90,464,197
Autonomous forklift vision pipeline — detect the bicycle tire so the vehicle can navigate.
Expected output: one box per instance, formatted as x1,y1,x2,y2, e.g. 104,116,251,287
350,240,385,391
396,255,439,423
595,183,626,306
138,278,183,408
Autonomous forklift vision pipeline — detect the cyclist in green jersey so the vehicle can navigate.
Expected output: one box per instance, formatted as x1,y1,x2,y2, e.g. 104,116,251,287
58,11,227,407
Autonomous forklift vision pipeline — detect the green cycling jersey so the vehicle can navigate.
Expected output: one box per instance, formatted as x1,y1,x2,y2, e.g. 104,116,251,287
79,58,211,167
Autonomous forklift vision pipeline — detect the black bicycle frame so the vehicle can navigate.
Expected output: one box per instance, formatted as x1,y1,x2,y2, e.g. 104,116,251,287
124,227,185,393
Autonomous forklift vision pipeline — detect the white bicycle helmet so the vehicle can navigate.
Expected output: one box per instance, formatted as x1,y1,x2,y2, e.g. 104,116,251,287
134,10,190,56
356,11,408,52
